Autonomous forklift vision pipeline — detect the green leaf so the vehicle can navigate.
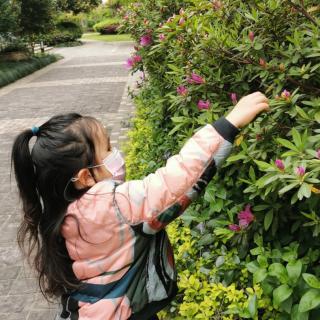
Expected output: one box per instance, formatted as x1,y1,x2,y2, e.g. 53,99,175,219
299,289,320,312
258,255,268,269
198,234,214,246
264,210,274,231
254,160,274,171
291,304,309,320
254,42,263,50
296,106,311,120
273,284,293,307
279,182,299,195
287,260,302,285
297,183,311,200
302,273,320,289
269,263,289,283
248,294,257,318
277,138,299,152
215,256,225,267
246,261,260,273
227,154,247,162
315,111,320,124
253,268,268,284
281,296,292,314
291,128,302,148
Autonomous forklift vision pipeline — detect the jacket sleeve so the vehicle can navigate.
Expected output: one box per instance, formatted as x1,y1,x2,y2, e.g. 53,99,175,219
114,118,239,234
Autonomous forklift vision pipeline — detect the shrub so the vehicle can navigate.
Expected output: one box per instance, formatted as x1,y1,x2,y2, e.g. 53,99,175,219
84,5,113,30
46,16,83,45
121,0,320,319
0,34,28,54
93,17,122,34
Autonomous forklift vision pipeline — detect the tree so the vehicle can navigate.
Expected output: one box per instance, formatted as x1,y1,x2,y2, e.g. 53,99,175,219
0,0,19,34
18,0,55,48
57,0,101,14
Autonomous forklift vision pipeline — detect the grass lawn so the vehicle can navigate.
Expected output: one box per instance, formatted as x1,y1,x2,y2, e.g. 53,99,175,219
0,54,61,88
82,33,133,42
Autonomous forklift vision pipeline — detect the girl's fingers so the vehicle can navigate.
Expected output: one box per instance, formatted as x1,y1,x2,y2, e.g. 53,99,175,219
257,102,270,112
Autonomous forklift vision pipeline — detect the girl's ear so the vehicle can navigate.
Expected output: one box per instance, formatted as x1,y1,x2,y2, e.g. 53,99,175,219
75,169,96,189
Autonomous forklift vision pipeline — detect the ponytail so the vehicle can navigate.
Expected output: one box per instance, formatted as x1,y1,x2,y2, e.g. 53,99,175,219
12,129,42,258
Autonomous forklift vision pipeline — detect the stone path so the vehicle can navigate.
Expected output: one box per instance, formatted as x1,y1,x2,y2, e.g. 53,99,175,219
0,39,140,319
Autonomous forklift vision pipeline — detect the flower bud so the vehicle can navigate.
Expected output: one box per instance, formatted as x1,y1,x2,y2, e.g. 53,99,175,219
295,166,306,176
249,31,255,42
230,92,237,105
275,159,285,171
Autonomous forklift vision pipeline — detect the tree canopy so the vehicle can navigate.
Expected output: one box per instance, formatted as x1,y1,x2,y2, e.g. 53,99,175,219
57,0,102,14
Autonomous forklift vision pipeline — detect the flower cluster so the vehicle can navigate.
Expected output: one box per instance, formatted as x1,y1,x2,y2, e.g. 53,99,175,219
187,72,205,84
229,205,255,232
140,34,152,47
197,100,211,110
177,85,188,96
125,54,142,69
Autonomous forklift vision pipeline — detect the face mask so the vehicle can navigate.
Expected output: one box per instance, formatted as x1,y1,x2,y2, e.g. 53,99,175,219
88,147,126,182
100,147,126,182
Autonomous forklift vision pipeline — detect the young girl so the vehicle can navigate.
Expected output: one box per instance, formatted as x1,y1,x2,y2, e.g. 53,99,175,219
12,92,269,320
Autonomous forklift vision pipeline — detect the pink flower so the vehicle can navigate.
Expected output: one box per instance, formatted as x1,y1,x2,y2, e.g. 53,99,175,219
159,34,166,41
295,166,306,176
179,8,185,15
275,159,285,171
317,149,320,160
259,58,267,67
238,205,255,228
229,224,241,232
249,31,255,42
281,89,291,100
125,57,135,69
230,93,238,105
187,72,205,84
140,35,152,46
197,100,211,110
179,17,185,25
125,55,142,69
177,85,188,96
133,55,142,63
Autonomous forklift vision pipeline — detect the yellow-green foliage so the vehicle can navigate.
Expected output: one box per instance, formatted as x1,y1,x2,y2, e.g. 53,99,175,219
122,95,155,180
157,221,272,320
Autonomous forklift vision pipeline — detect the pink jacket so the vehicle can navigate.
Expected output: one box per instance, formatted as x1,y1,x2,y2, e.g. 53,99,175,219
60,118,239,320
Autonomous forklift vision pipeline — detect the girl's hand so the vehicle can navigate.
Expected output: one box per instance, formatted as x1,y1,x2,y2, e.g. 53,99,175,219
225,92,270,128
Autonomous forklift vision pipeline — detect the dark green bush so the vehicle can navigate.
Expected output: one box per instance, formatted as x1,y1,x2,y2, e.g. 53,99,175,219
0,54,60,87
46,19,83,45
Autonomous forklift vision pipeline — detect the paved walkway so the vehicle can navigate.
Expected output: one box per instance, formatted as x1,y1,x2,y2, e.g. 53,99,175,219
0,40,139,319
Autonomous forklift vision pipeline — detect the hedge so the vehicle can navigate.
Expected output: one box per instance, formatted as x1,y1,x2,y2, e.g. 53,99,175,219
0,54,60,87
121,0,320,319
93,17,122,34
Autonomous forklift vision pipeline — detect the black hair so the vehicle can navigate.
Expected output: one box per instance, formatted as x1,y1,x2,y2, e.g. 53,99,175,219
11,113,101,299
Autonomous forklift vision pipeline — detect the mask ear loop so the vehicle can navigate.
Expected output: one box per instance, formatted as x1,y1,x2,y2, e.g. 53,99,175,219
63,177,79,202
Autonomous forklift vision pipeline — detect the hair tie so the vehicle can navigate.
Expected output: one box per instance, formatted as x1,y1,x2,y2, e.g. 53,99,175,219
31,126,39,136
